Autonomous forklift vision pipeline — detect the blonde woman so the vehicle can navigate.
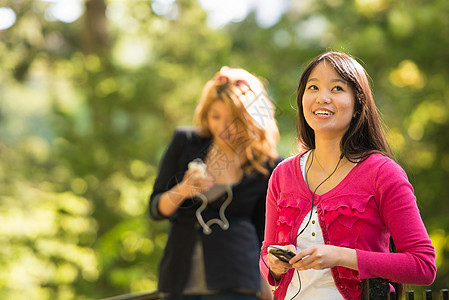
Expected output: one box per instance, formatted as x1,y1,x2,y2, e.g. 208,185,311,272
150,67,281,300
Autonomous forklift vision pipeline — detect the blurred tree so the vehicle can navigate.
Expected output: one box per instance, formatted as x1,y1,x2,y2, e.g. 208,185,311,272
0,0,448,298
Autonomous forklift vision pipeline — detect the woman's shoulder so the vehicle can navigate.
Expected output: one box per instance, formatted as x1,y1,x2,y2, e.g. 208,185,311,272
271,151,307,175
362,152,399,168
173,126,200,137
359,152,407,177
173,127,211,142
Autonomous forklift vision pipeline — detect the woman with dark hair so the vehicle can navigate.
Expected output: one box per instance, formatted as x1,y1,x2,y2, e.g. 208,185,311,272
260,51,436,299
150,67,280,300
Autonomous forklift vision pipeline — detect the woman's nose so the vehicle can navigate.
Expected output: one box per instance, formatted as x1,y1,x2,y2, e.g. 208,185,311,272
316,91,331,104
219,120,232,133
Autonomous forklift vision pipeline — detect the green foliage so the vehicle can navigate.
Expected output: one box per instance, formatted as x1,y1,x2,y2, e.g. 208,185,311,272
1,0,448,298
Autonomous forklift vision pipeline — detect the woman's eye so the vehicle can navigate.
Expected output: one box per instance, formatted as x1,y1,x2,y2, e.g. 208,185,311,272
332,86,343,91
307,85,318,90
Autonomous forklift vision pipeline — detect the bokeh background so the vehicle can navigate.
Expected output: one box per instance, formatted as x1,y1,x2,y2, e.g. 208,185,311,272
1,0,448,299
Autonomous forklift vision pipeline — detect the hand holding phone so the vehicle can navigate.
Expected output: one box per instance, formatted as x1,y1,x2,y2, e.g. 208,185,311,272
269,248,296,263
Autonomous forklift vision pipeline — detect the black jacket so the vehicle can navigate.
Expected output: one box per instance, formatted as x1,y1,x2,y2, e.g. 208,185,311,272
149,128,279,296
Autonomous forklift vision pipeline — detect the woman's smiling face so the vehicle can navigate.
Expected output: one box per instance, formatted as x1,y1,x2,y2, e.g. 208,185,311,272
302,60,356,139
207,100,239,148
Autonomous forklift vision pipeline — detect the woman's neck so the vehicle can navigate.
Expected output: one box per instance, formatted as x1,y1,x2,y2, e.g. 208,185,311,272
213,138,248,157
208,140,248,169
313,137,344,167
207,140,245,185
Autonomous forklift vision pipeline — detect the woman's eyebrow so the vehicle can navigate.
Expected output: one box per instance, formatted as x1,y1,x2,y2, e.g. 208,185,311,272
209,108,221,114
331,78,348,84
306,78,347,84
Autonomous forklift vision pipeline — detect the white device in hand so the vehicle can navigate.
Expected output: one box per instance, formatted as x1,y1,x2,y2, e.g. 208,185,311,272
188,158,208,179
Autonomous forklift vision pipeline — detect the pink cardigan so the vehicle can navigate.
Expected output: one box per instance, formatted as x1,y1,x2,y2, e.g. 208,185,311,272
260,152,436,299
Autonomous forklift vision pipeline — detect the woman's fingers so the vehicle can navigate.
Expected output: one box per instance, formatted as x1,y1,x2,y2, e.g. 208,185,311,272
267,245,296,276
267,252,290,274
182,169,214,196
290,245,339,271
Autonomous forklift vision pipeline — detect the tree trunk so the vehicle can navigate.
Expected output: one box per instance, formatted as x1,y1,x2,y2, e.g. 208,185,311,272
83,0,109,54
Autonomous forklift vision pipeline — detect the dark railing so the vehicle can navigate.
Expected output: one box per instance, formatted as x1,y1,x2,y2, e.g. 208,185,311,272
401,289,449,300
361,278,449,300
101,280,449,300
101,291,161,300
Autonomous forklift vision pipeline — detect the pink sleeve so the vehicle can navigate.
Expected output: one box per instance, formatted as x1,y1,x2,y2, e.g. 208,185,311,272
357,160,436,285
259,169,279,285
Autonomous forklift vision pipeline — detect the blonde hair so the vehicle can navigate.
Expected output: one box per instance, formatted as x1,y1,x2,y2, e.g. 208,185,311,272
193,67,279,175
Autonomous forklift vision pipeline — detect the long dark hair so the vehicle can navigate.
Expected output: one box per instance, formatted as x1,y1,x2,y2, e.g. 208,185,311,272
296,51,393,162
